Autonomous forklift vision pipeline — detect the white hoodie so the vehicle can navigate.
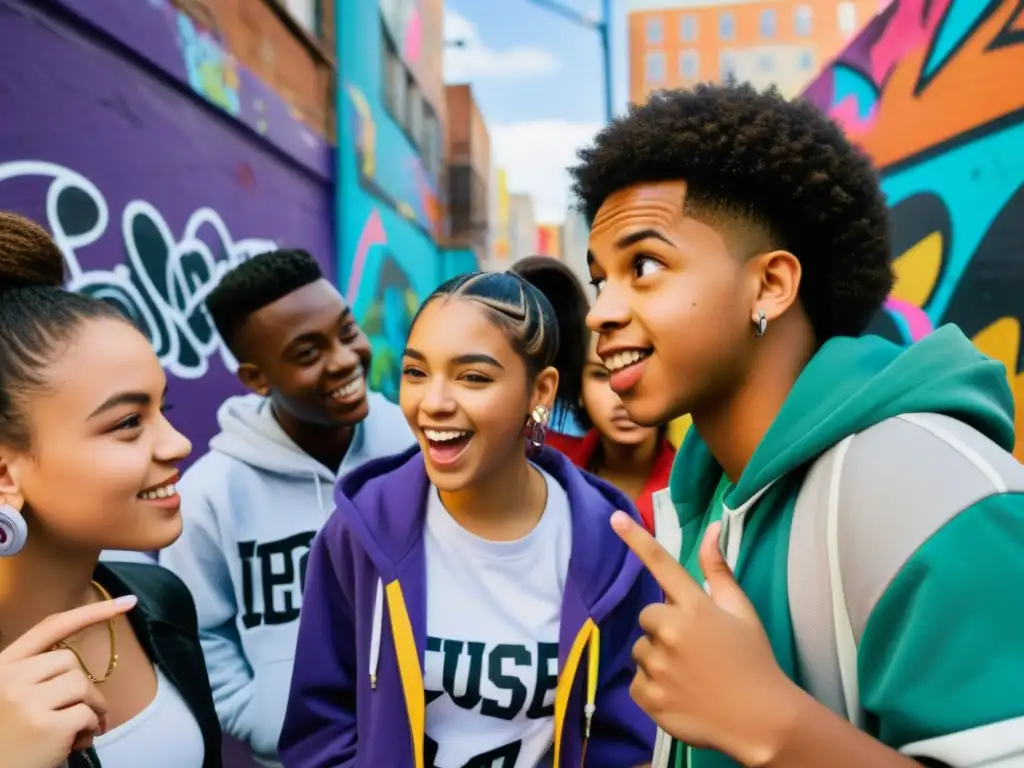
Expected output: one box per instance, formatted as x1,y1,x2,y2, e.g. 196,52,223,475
158,392,414,767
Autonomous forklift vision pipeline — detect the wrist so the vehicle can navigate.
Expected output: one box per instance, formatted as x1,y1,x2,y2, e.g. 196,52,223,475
736,676,811,768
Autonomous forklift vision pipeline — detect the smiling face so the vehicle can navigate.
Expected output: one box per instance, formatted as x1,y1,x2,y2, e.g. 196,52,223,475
0,318,192,552
234,279,373,429
586,180,769,426
581,334,660,447
400,298,557,492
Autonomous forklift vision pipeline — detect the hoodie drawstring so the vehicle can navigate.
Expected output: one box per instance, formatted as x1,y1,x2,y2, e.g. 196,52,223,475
369,578,383,689
584,626,600,737
312,473,326,517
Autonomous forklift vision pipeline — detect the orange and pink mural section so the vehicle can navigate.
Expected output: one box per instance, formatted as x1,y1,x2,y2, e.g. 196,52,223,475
801,0,1024,457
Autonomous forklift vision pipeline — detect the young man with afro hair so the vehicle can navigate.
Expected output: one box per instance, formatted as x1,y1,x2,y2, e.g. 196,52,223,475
159,249,414,767
576,83,1024,768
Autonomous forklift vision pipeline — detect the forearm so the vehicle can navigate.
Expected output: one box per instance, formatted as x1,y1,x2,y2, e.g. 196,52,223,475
758,688,922,768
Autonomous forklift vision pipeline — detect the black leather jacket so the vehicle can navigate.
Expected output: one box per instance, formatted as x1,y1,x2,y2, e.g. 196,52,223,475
66,562,222,768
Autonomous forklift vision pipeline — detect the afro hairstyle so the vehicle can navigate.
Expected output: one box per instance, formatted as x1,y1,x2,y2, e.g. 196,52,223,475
569,82,894,342
206,248,323,353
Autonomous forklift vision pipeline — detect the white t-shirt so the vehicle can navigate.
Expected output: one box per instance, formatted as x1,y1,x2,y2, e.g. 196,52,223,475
423,466,572,768
92,665,205,766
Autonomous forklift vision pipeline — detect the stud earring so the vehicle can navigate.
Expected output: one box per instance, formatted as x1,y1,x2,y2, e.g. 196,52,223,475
524,404,551,457
753,309,767,337
0,504,28,557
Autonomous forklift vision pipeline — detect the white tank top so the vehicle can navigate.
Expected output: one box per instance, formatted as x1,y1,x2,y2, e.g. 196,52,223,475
92,665,205,767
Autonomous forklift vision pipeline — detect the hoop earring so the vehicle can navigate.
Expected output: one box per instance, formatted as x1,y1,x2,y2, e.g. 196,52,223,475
0,504,27,557
753,309,767,338
524,404,550,457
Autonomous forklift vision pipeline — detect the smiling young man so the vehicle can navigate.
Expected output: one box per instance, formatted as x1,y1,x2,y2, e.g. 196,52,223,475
573,83,1024,768
159,249,414,768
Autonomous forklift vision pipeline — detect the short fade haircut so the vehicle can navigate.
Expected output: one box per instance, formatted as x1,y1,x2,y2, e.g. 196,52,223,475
569,82,894,342
206,248,323,352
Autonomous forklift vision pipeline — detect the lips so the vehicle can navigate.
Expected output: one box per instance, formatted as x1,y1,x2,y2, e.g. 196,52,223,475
325,371,365,402
138,471,179,500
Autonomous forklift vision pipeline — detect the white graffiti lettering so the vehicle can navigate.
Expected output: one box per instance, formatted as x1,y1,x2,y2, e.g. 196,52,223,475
0,160,278,379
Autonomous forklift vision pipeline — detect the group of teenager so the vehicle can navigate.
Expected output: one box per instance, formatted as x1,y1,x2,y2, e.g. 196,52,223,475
1,82,1021,768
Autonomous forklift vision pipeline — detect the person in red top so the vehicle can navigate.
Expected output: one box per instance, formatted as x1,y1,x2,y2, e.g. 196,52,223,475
510,256,675,533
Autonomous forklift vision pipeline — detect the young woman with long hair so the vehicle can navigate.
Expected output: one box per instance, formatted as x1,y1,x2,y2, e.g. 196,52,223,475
279,268,658,767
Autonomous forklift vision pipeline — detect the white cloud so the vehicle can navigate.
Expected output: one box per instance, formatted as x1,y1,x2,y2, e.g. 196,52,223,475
491,120,603,223
444,9,560,81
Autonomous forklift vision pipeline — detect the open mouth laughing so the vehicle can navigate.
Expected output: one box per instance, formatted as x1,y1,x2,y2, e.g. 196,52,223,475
602,347,653,394
423,428,474,467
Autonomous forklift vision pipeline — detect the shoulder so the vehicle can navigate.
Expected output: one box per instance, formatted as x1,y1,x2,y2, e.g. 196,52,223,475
362,392,415,450
96,562,199,633
827,413,1024,639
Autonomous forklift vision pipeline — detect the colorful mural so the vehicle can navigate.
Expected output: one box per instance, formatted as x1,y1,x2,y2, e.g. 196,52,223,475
0,0,333,468
803,0,1024,457
337,0,450,400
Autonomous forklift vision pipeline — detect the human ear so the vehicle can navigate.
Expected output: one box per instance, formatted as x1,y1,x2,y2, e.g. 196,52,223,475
237,363,271,397
748,249,801,325
0,451,26,513
531,366,560,419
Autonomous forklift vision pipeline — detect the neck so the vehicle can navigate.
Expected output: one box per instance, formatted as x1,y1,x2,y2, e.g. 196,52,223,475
595,432,660,476
693,322,814,484
439,453,546,541
0,523,99,647
272,404,354,473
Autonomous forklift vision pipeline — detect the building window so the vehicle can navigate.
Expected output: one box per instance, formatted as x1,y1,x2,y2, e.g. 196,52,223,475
680,13,698,43
282,0,319,35
757,52,774,72
381,28,407,126
646,17,663,44
795,5,812,37
678,50,699,80
645,51,666,83
719,51,737,81
422,105,440,178
797,50,815,71
406,76,423,148
719,11,735,41
759,8,776,39
837,2,857,36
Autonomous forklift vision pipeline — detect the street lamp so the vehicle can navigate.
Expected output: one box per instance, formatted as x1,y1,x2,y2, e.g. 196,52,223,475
523,0,613,123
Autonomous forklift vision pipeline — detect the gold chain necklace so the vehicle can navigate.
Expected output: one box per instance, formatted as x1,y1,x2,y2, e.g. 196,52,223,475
50,580,119,684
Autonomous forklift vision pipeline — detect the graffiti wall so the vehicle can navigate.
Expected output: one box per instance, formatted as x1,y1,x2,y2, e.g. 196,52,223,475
0,0,334,462
803,0,1024,457
337,0,449,400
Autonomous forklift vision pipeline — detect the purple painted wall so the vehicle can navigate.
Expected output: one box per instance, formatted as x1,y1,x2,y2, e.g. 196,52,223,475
0,0,334,466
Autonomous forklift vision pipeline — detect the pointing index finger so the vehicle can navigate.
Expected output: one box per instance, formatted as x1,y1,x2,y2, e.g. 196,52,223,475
610,511,703,604
0,595,137,662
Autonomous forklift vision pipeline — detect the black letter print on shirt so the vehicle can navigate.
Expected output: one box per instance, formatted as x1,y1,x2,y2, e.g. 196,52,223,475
238,530,315,628
425,735,522,768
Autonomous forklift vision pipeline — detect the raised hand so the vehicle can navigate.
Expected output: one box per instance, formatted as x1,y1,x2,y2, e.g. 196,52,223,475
0,595,137,768
610,512,801,766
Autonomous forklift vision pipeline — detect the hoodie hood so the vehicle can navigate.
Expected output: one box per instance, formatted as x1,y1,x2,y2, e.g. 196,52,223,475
671,324,1015,517
209,391,416,483
336,444,645,615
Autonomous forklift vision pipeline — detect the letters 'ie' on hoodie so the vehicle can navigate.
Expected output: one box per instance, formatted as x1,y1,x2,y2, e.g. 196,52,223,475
668,326,1024,768
159,392,415,768
278,445,660,768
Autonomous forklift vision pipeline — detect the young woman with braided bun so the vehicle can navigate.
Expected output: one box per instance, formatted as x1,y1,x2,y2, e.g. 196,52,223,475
280,268,658,767
0,212,221,768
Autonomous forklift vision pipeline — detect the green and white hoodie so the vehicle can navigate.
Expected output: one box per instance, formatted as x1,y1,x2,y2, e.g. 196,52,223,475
662,325,1024,768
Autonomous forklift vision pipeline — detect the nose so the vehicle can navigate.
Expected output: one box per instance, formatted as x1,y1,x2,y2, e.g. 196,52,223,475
325,340,362,376
420,375,456,418
586,281,631,333
155,415,192,465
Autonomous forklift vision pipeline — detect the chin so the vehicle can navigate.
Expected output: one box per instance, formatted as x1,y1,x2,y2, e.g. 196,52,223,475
122,515,184,552
619,393,680,429
326,397,371,427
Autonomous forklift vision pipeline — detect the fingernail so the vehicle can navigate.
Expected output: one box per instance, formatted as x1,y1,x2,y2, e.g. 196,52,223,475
610,511,631,531
114,595,138,607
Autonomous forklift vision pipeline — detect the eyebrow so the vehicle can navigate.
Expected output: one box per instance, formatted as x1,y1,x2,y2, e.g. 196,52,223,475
88,386,167,419
403,349,505,369
587,228,676,266
287,308,354,348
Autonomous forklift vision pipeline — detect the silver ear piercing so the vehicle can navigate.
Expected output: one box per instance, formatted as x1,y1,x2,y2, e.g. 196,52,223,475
753,309,767,337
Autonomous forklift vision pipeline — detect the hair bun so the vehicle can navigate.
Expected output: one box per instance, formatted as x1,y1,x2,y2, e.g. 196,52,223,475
0,212,66,291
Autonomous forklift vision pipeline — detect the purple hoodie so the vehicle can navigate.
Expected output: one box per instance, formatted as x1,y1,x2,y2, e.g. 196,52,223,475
279,445,659,767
